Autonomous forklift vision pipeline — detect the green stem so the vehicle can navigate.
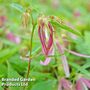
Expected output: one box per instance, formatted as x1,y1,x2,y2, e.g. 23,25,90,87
24,21,36,90
26,24,36,79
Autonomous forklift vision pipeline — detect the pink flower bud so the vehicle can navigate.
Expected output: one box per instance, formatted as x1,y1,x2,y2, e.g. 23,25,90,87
6,32,21,44
73,10,81,17
38,20,53,65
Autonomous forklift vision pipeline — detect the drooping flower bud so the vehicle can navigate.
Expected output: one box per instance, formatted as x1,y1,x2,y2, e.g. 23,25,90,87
73,10,81,18
22,12,30,28
38,16,53,65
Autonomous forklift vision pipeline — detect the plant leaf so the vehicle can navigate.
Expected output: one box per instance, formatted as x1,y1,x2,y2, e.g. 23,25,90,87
31,80,57,90
10,3,25,13
51,20,82,37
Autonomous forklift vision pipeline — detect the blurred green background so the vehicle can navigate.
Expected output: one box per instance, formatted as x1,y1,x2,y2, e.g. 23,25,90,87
0,0,90,90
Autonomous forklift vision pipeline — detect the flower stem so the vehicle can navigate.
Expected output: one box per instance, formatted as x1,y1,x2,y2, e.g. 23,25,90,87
26,23,36,78
23,21,36,90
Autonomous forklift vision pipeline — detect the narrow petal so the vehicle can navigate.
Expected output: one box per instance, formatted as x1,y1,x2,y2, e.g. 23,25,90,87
82,82,88,90
56,40,64,54
47,32,53,50
38,26,47,55
65,49,90,58
48,22,53,49
61,55,70,77
40,57,51,66
14,36,21,44
76,80,83,90
55,40,70,77
40,47,54,65
76,78,90,90
82,78,90,88
6,32,14,41
6,32,21,44
58,78,72,90
38,22,53,56
58,80,63,90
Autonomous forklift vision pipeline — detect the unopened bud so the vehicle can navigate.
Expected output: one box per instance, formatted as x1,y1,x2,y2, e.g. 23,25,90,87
22,12,30,28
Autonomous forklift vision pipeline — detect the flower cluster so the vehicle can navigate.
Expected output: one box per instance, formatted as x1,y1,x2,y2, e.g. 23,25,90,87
38,16,70,77
38,16,90,78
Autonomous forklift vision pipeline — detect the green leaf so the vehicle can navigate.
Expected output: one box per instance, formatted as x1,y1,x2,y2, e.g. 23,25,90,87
75,31,90,55
69,62,90,77
0,46,21,63
0,38,16,46
0,29,3,33
10,3,25,13
0,64,7,78
9,55,28,74
7,62,23,90
31,80,57,90
82,63,90,69
7,62,22,78
30,71,53,80
0,81,3,90
51,20,82,37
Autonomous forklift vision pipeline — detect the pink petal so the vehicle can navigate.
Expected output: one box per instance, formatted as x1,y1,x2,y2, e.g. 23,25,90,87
48,22,53,49
40,47,54,66
55,40,70,77
6,32,21,44
40,57,51,66
76,78,90,90
38,22,53,56
14,36,21,44
65,49,90,58
82,78,90,88
73,10,81,17
58,78,72,90
61,55,70,77
38,22,54,65
56,40,64,54
38,26,47,55
6,32,15,41
76,79,83,90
